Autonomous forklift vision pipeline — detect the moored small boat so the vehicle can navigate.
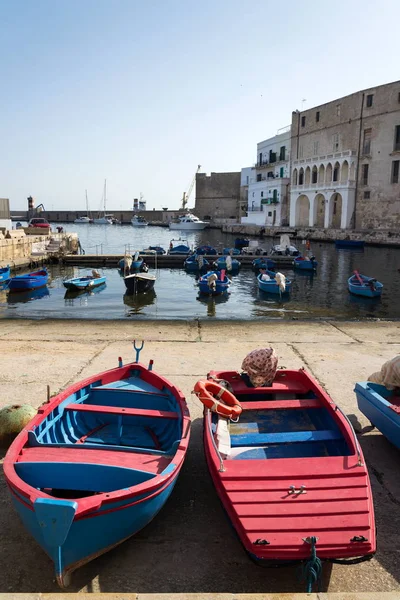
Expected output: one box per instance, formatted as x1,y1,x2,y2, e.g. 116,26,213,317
193,367,376,590
252,257,275,272
257,271,291,294
335,240,365,249
293,256,318,270
195,245,217,255
213,256,241,273
348,272,383,298
355,381,400,450
168,239,191,255
118,257,144,272
4,346,190,586
0,265,11,283
63,273,106,290
198,271,230,296
223,247,241,256
141,246,166,255
184,255,209,273
124,272,156,295
131,215,148,227
8,269,48,292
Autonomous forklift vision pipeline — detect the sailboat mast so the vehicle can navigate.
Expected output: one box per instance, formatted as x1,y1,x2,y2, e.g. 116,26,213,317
85,189,88,215
104,179,107,215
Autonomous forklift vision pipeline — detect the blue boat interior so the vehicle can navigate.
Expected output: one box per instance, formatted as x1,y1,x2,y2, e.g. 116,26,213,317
211,391,350,460
18,370,182,497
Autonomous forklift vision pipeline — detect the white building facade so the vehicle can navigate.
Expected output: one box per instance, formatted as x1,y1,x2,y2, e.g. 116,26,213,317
241,128,291,227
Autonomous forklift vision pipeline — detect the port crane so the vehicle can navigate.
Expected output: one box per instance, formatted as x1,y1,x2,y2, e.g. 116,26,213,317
181,164,201,210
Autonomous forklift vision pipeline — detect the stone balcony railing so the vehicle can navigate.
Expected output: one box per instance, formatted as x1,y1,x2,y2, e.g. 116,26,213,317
291,179,356,192
292,149,357,167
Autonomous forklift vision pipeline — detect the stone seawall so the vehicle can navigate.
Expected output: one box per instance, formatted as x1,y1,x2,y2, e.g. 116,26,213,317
0,230,79,268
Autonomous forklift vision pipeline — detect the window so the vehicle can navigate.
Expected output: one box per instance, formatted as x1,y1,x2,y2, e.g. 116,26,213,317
364,191,370,199
366,94,373,107
261,191,264,197
313,141,319,156
398,92,400,104
299,145,303,158
333,133,339,152
279,146,286,161
394,126,400,151
363,129,372,155
267,171,274,178
299,171,304,185
336,104,341,117
246,176,249,184
301,116,306,127
316,111,320,122
268,212,272,217
252,192,255,197
362,164,369,186
280,167,284,177
312,169,318,183
333,166,339,182
392,160,399,184
257,174,262,182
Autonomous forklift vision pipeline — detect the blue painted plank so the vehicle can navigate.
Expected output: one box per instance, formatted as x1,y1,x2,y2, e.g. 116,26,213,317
230,429,342,447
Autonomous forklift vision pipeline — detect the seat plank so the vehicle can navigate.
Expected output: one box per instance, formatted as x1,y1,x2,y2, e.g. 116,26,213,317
240,399,321,411
64,404,178,419
231,429,342,447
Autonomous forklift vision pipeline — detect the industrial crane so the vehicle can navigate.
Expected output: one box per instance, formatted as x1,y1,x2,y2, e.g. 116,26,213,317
181,164,201,210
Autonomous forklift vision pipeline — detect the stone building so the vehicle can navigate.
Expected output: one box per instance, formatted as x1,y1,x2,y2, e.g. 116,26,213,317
290,80,400,230
0,198,11,230
241,128,291,227
194,172,241,222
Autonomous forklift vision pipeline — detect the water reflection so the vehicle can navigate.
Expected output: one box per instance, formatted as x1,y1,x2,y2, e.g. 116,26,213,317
64,283,107,303
196,293,230,317
123,290,157,315
7,286,50,305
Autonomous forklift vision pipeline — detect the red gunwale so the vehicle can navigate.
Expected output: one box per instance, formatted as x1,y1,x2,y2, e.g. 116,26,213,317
4,361,190,518
203,369,376,561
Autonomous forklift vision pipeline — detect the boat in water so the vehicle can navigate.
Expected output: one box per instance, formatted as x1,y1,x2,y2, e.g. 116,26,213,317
169,213,208,231
8,269,49,292
335,240,365,249
193,367,376,591
257,271,291,295
293,256,318,271
93,180,114,224
184,255,209,273
131,215,148,227
213,256,241,273
141,246,165,255
74,191,92,223
270,234,299,257
252,258,275,272
348,272,383,298
195,245,217,255
124,272,156,295
63,271,106,290
0,265,10,284
198,270,230,296
4,345,190,586
168,239,191,255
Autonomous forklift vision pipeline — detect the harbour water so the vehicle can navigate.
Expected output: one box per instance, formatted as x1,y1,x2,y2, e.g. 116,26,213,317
1,223,400,320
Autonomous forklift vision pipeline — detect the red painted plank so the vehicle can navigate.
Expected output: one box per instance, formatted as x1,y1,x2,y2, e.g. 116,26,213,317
240,399,321,410
93,387,169,397
241,513,369,532
227,486,369,503
64,404,179,419
234,499,369,517
221,456,363,479
223,473,367,491
18,446,170,473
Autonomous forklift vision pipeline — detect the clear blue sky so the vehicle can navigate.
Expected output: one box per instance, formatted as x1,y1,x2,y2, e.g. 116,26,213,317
1,0,399,212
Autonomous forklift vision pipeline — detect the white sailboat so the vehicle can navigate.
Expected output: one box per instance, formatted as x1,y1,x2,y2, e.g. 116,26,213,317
93,180,114,225
74,190,92,223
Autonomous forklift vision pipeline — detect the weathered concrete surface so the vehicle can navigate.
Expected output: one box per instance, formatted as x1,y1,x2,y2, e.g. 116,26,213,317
0,320,399,595
2,593,399,600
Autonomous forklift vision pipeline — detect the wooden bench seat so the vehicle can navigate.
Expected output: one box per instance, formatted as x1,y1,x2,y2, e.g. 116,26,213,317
230,429,342,447
64,404,179,419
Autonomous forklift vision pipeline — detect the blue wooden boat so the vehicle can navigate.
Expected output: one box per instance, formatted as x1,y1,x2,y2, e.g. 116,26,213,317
198,271,230,296
348,272,383,298
252,257,276,272
0,265,10,283
141,246,165,255
4,346,190,587
195,245,217,255
234,238,249,250
223,248,240,256
257,271,292,295
293,256,318,271
118,257,144,271
8,269,48,292
355,381,400,449
184,255,209,272
63,275,107,290
335,240,365,249
168,239,191,255
213,257,241,273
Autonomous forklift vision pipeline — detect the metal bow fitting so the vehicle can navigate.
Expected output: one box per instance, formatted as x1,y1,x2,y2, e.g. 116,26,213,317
133,339,144,363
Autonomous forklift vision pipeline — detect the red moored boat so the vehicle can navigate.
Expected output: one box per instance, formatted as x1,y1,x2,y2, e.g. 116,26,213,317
195,368,375,586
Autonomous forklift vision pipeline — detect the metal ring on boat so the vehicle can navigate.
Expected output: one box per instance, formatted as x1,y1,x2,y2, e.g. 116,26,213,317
193,380,242,419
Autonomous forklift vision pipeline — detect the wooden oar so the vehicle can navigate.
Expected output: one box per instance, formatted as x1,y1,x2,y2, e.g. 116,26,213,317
353,270,364,285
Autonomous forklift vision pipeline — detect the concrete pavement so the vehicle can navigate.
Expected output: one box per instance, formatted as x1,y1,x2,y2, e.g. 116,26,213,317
0,319,399,595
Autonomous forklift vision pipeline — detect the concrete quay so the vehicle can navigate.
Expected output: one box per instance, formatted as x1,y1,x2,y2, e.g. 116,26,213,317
0,319,399,596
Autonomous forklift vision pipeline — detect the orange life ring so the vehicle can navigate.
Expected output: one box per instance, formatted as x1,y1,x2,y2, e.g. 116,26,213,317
194,380,242,419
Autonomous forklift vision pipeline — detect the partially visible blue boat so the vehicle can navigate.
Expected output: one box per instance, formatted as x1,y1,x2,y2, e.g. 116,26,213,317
223,248,240,256
118,257,144,271
252,257,276,272
141,246,166,255
348,272,383,298
213,257,241,273
168,239,191,255
293,256,318,271
355,381,400,450
184,255,209,273
335,240,365,249
8,269,48,292
198,271,230,296
234,238,249,250
63,274,107,290
257,271,292,295
195,245,217,255
0,265,10,283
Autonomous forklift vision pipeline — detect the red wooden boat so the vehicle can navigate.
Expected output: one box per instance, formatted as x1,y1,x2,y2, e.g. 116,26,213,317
194,368,375,588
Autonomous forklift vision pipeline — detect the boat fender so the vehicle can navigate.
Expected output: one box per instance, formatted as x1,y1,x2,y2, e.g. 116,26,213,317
216,417,231,458
193,380,242,419
275,272,286,292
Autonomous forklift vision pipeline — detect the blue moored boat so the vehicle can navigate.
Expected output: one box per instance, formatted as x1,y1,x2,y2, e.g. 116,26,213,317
184,255,209,273
8,269,48,292
63,274,107,290
0,265,10,284
348,272,383,298
168,239,191,255
355,381,400,449
4,345,190,587
252,257,276,272
118,254,144,272
195,245,217,255
223,247,240,256
213,256,241,273
257,270,291,295
198,271,230,296
293,256,318,271
335,240,365,249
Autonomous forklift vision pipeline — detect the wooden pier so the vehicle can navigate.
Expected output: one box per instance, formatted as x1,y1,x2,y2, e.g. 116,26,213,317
62,254,295,268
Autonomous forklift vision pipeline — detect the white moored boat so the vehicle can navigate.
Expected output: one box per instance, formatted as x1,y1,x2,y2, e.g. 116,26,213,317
93,180,114,224
131,215,148,227
169,213,208,231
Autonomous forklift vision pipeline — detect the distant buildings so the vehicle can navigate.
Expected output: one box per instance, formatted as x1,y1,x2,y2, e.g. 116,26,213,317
240,79,400,231
0,198,11,230
194,172,241,223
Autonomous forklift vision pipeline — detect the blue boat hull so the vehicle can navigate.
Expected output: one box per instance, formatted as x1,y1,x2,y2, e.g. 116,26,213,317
213,259,241,272
252,258,276,271
355,381,400,450
335,240,365,249
0,266,10,283
63,276,107,290
198,271,230,296
184,258,209,272
348,275,383,297
8,271,48,291
12,471,179,586
294,259,318,270
118,259,144,271
257,272,291,295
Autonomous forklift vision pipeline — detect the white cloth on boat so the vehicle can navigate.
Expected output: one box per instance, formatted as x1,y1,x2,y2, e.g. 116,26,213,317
134,251,140,262
225,255,233,271
241,347,278,387
368,355,400,390
197,255,204,268
275,272,286,292
261,273,270,281
92,269,101,279
207,272,218,291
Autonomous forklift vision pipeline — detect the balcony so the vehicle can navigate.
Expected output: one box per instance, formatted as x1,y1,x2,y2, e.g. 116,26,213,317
291,179,356,192
292,149,356,167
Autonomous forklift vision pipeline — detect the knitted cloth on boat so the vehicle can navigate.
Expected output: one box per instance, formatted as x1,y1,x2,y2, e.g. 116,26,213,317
368,355,400,390
241,347,278,387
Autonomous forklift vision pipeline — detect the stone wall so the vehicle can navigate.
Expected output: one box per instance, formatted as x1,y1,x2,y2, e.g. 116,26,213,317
0,230,79,265
10,209,186,225
195,172,241,222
